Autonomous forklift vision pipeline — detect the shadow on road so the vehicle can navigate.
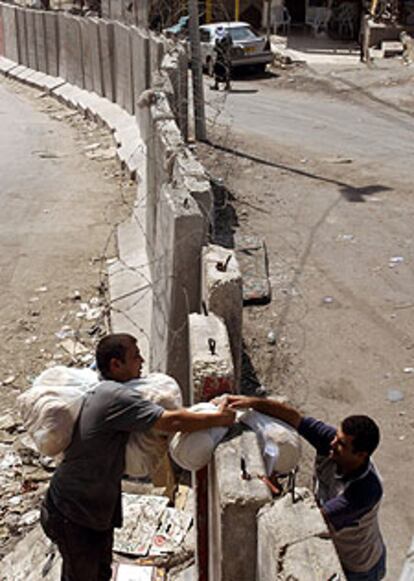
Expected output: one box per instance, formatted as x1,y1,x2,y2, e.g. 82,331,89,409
207,139,393,203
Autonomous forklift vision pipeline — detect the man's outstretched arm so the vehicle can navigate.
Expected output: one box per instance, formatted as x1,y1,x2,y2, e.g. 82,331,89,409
153,402,235,433
225,395,303,430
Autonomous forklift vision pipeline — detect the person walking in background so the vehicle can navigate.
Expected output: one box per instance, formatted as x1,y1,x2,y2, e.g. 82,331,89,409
212,26,233,91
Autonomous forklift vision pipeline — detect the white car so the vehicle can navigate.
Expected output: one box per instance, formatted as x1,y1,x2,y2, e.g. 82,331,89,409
199,22,273,75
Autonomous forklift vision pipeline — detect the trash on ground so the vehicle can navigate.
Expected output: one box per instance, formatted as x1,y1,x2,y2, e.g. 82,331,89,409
389,256,404,268
267,331,277,345
403,367,414,374
322,296,335,305
387,388,404,403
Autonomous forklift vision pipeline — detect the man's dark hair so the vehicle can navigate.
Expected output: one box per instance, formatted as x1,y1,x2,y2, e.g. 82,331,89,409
342,415,380,456
96,333,136,379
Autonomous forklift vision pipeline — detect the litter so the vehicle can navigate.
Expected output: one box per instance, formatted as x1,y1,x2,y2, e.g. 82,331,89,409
322,296,335,305
387,388,404,403
35,286,48,293
403,367,414,374
267,331,277,345
2,376,16,386
18,509,39,526
389,256,404,268
55,326,74,340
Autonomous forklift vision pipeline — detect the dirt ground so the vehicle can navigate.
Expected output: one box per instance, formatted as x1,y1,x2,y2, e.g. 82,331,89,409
197,60,414,578
0,77,136,558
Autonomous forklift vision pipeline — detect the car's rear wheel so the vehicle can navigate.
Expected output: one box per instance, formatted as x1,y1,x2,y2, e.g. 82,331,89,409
255,63,267,74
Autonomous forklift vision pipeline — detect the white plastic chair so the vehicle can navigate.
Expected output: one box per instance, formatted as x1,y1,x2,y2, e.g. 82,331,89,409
271,5,292,35
306,6,332,34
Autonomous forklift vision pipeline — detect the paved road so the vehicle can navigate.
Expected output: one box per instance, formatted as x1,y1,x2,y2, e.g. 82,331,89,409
205,71,414,578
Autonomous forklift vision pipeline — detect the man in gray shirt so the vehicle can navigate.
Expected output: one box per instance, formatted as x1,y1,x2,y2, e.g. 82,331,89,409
41,333,235,580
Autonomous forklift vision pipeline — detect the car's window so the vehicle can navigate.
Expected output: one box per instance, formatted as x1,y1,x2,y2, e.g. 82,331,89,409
229,26,259,42
200,29,210,42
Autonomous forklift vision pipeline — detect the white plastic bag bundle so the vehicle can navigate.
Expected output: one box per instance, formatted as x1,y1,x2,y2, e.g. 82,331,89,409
239,410,301,476
17,366,98,457
124,373,182,477
169,402,229,472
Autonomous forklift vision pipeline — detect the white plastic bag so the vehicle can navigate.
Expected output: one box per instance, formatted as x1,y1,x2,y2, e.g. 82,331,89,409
239,410,301,476
169,402,229,471
17,366,98,457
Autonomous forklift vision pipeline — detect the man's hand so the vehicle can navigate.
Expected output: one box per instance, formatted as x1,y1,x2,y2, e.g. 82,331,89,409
153,403,236,433
218,394,303,430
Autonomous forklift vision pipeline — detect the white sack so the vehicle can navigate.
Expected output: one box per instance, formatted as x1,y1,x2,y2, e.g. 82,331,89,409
124,373,182,477
169,402,229,472
17,366,98,457
18,367,182,478
239,409,301,476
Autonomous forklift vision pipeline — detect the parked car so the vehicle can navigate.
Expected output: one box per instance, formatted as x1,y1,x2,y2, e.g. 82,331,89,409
199,22,273,75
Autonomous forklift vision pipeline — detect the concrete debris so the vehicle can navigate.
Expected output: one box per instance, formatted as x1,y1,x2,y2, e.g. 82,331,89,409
59,338,90,359
2,376,17,387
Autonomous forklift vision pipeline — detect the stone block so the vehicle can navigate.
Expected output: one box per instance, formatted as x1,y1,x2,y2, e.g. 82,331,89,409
80,18,97,92
257,489,344,580
173,149,213,242
16,8,28,66
131,26,150,114
208,431,272,581
25,9,37,70
202,245,243,389
99,19,115,101
150,184,204,401
44,12,59,77
59,13,83,87
34,11,47,73
113,21,134,114
0,4,4,57
189,313,235,404
2,4,19,63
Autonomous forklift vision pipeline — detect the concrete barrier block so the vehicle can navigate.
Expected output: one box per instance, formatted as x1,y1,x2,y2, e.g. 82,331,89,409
98,20,115,101
134,0,149,27
25,9,37,70
80,18,97,92
257,489,344,580
44,11,59,77
202,245,243,390
149,32,165,81
2,4,19,63
150,185,204,402
34,11,47,73
114,22,134,114
59,13,83,87
88,18,103,96
0,4,4,57
131,26,150,113
110,0,123,21
16,8,28,66
101,0,111,19
208,431,272,581
189,313,235,404
173,150,214,241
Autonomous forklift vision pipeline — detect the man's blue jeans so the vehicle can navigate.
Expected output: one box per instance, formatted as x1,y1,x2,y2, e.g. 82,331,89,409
344,548,386,581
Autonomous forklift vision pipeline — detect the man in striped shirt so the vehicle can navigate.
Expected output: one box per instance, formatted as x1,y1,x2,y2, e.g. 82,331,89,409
226,395,386,580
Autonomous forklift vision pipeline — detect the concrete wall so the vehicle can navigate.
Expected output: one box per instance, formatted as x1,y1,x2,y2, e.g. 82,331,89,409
113,21,134,113
16,8,28,66
44,12,59,77
257,489,345,580
25,9,37,70
98,19,115,101
2,4,19,63
34,11,47,73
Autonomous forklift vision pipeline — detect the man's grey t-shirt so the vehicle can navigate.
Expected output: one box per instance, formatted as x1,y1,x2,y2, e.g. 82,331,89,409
49,380,163,531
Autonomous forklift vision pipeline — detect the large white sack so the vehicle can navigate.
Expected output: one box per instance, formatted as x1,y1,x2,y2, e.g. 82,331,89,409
169,402,229,472
17,366,98,457
17,367,182,478
124,373,182,477
239,409,301,476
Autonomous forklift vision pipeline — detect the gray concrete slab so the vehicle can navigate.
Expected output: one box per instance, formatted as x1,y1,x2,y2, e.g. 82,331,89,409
2,4,19,63
89,18,103,96
113,22,134,114
34,10,47,73
0,56,18,73
202,245,243,389
257,489,344,580
108,206,152,373
98,19,115,102
80,18,95,92
131,26,150,115
44,11,59,77
16,7,28,66
52,82,83,109
25,8,37,71
150,183,204,398
59,13,83,87
209,431,272,581
0,3,4,57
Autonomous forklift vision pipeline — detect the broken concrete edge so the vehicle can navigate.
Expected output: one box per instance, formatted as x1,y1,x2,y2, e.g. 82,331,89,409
0,58,142,181
257,488,345,580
